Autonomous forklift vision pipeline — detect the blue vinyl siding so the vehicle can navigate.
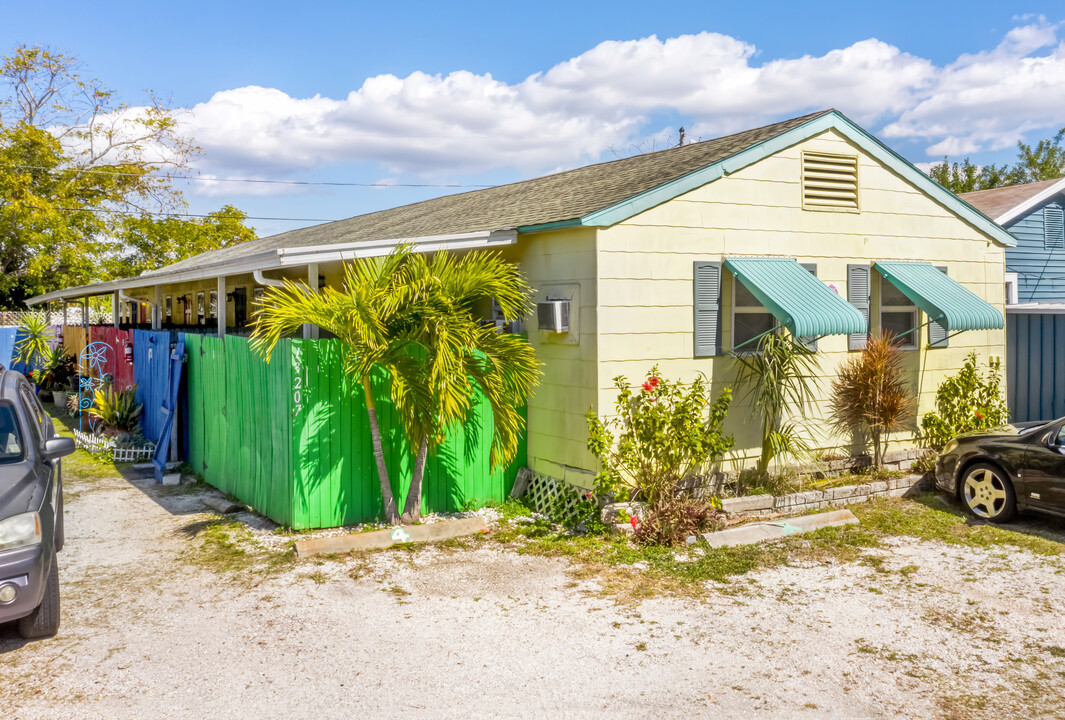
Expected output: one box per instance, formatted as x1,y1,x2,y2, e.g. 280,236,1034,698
1004,197,1065,302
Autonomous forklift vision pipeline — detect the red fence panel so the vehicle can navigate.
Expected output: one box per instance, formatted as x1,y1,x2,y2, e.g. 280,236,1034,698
88,326,136,391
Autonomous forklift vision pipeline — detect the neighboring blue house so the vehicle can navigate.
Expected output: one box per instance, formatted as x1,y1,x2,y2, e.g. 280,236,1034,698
962,177,1065,303
963,177,1065,422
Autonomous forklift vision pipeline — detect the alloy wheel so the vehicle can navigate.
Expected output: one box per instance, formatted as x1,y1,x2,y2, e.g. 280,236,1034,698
963,467,1008,519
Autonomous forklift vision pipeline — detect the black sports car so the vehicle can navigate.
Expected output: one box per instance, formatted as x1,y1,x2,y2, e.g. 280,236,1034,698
0,368,74,638
935,418,1065,523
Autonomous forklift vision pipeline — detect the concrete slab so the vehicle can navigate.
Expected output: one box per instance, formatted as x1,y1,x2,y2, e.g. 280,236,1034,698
203,496,243,514
295,516,488,558
687,509,859,548
160,473,181,485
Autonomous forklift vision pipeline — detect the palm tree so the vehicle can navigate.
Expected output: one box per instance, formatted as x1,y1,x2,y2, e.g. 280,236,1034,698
250,248,423,524
250,246,541,525
392,250,541,521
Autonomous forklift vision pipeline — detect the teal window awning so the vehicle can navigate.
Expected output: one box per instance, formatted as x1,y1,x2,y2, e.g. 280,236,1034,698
873,262,1003,332
723,257,867,338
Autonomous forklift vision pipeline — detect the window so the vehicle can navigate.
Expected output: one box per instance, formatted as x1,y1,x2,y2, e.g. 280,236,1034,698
879,275,917,349
0,404,24,464
1005,272,1019,305
165,296,172,321
802,152,859,211
209,291,218,320
197,292,205,325
732,278,776,350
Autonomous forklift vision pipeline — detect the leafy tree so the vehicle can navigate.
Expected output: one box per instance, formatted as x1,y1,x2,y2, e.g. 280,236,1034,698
115,205,256,278
250,246,540,525
928,127,1065,194
0,44,254,307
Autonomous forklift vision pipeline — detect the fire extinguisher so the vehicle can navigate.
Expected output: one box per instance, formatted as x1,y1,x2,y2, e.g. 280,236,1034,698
124,341,133,364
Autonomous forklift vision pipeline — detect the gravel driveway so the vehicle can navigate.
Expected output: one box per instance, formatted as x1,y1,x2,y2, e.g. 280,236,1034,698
2,468,1065,719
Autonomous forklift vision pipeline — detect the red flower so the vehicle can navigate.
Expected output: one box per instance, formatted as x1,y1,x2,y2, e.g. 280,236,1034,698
641,377,661,393
630,516,639,529
975,411,984,419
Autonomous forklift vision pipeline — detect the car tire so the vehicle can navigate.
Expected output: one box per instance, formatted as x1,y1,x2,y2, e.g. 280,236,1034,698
17,551,60,639
961,462,1017,523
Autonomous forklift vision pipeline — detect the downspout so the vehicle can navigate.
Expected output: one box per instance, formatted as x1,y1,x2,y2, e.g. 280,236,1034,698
253,270,285,287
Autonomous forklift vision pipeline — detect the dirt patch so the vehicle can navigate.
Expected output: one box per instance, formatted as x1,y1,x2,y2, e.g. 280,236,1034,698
2,467,1064,718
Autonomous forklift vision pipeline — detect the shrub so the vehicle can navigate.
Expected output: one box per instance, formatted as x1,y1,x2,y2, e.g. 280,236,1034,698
921,352,1009,449
14,313,53,369
730,332,820,479
829,333,913,469
88,383,143,434
586,366,732,509
633,496,723,547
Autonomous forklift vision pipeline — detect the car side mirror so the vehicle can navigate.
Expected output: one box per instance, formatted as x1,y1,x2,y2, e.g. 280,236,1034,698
42,437,76,461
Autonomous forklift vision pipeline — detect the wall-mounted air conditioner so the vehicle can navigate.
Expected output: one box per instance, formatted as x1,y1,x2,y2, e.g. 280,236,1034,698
537,299,570,333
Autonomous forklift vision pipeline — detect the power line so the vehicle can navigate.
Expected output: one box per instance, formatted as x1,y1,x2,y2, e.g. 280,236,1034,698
26,203,333,223
0,164,497,189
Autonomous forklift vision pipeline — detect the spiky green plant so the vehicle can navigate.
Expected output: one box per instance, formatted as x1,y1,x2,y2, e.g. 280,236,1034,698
88,383,144,432
250,245,541,525
730,332,820,478
14,313,54,369
829,333,913,468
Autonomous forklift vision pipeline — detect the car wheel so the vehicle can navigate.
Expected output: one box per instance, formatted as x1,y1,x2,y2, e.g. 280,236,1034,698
17,551,60,639
961,463,1017,523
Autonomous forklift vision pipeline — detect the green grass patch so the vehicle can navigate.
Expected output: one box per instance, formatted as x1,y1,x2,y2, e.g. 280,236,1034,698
184,518,296,579
487,493,1064,599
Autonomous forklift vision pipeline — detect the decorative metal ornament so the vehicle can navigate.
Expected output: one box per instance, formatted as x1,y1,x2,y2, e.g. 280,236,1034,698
78,341,112,433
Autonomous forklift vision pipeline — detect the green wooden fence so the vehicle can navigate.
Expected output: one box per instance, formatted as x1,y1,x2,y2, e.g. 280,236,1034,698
184,334,525,528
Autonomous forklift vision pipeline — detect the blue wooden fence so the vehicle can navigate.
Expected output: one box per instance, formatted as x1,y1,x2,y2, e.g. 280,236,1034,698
1006,308,1065,422
132,330,174,443
0,327,16,370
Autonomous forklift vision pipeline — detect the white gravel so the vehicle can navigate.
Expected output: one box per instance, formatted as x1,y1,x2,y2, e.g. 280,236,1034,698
2,470,1064,719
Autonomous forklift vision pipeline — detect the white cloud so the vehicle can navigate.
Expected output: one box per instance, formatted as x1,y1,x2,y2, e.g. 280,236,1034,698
169,23,1065,186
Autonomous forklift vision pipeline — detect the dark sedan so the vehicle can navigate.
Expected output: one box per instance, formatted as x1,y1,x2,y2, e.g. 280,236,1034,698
935,418,1065,523
0,368,74,639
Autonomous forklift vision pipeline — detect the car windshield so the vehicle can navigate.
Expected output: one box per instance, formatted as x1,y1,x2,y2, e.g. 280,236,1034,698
0,404,24,464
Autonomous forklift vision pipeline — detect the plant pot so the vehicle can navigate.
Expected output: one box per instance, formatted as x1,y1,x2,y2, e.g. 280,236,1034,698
53,391,68,410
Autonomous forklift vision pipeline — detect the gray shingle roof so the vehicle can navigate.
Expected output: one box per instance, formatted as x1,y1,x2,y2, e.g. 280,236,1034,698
148,110,832,277
959,177,1065,221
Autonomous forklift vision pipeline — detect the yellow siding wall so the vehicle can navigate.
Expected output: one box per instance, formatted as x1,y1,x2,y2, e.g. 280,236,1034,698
593,128,1006,475
502,228,599,486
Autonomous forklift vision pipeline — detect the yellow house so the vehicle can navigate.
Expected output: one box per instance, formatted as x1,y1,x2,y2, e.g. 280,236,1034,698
30,110,1014,490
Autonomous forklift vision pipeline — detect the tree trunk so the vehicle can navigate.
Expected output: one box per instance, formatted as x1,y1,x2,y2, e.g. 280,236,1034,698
872,428,882,470
401,437,429,524
363,376,399,524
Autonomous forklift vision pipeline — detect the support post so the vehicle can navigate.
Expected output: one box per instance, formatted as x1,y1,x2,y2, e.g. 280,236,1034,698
217,276,226,338
302,263,319,340
82,296,89,331
61,300,68,329
112,291,120,329
153,286,162,330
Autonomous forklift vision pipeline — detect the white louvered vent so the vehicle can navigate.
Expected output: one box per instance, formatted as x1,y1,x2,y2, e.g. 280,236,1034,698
1045,205,1064,250
802,152,859,210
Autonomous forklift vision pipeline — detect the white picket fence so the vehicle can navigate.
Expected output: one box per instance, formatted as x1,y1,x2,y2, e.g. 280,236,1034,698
73,429,156,462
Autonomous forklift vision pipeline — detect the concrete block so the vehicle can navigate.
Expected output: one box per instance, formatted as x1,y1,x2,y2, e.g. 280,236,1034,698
601,502,648,525
160,473,181,485
721,494,774,515
689,509,860,548
203,496,243,514
295,516,488,558
776,490,823,509
868,481,889,494
826,485,862,501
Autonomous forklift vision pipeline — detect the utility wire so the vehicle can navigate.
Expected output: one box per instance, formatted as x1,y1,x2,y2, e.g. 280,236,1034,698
26,203,334,223
0,164,497,189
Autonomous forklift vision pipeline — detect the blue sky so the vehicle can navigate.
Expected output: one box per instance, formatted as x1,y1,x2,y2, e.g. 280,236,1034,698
3,1,1064,237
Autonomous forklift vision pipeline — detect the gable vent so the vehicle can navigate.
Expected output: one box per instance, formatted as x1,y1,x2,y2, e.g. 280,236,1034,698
1045,205,1064,250
802,152,859,210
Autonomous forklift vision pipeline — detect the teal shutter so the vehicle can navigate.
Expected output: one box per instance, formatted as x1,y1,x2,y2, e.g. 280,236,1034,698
928,266,949,348
847,264,870,351
694,261,722,357
1045,205,1064,250
798,263,818,352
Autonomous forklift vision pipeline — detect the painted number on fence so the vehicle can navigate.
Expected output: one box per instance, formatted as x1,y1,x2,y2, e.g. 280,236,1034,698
292,348,308,415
